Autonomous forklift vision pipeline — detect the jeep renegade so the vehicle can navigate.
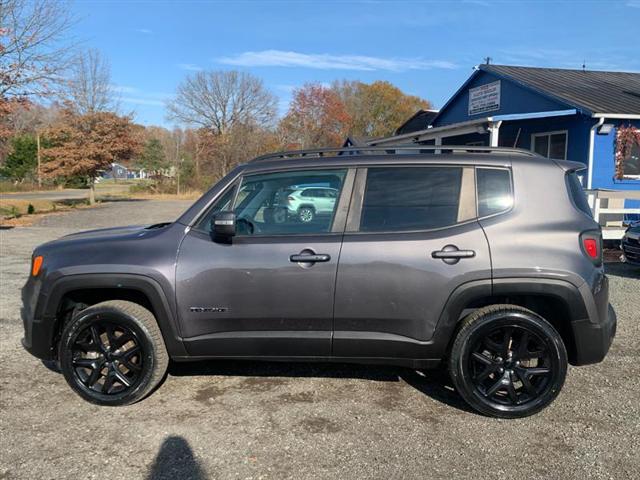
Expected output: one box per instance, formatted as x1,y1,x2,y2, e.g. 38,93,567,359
21,146,616,418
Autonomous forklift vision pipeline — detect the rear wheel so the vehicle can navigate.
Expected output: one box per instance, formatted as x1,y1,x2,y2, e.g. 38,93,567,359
448,304,567,418
59,300,168,406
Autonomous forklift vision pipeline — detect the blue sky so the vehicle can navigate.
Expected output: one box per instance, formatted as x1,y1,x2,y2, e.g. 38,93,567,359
70,0,640,127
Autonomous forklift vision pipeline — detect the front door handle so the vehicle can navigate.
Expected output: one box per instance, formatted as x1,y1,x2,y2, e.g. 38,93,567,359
431,245,475,265
290,253,331,263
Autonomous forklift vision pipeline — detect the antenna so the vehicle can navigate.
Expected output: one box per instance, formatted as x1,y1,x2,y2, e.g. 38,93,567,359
484,56,492,65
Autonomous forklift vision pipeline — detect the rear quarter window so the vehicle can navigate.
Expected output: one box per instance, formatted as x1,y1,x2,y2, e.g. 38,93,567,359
566,172,593,217
476,168,513,217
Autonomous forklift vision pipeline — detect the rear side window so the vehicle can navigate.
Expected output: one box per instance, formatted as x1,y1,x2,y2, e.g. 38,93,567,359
360,167,463,232
566,172,593,217
477,168,513,217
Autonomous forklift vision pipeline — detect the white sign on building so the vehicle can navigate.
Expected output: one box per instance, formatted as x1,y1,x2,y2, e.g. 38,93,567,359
468,80,501,115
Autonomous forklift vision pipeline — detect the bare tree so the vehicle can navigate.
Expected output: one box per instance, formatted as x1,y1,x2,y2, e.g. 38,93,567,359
66,49,117,114
0,0,75,98
166,70,277,134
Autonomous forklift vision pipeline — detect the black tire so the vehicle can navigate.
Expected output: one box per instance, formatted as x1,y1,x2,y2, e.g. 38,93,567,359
448,304,567,418
59,300,168,406
298,206,315,223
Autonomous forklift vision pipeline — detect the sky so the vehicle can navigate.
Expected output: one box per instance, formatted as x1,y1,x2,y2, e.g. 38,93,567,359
69,0,640,127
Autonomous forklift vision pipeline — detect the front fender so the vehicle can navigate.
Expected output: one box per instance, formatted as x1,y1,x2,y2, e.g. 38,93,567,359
40,273,186,358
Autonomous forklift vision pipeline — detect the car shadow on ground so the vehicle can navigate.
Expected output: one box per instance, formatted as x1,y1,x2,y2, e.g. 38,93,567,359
146,435,208,480
169,360,474,414
605,261,640,280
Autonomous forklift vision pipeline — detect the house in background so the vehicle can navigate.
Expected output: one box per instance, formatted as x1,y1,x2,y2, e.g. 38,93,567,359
393,109,439,135
369,64,640,235
371,64,640,189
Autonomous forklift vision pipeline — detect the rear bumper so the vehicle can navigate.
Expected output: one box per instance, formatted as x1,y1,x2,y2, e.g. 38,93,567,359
570,304,616,366
570,274,616,366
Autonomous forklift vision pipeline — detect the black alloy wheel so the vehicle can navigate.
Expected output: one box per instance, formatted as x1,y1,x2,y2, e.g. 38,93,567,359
449,304,567,418
70,321,144,395
59,300,168,406
468,325,553,406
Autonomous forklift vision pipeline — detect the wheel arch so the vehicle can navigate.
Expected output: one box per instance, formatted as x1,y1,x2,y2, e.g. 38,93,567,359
433,278,587,365
43,274,187,359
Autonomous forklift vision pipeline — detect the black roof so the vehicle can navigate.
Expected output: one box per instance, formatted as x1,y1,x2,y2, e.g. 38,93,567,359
480,64,640,115
342,136,375,147
395,109,439,135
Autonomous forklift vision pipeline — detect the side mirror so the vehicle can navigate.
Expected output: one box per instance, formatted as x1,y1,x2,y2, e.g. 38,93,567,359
211,211,236,239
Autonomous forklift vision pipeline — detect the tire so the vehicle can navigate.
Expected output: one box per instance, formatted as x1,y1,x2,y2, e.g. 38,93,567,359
448,304,567,418
59,300,169,406
298,206,315,223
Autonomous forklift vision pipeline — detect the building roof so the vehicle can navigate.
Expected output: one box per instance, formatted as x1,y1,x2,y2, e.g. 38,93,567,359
342,135,376,147
394,109,439,135
480,64,640,116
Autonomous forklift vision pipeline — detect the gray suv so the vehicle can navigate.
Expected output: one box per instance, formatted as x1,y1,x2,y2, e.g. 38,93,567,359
21,146,616,418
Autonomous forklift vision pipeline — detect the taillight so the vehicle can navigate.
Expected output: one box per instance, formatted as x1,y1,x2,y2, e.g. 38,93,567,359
583,238,598,258
580,231,602,265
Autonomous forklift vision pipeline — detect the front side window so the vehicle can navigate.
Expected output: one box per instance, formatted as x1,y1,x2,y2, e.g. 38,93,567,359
233,169,346,236
533,132,568,160
477,168,513,217
360,167,463,232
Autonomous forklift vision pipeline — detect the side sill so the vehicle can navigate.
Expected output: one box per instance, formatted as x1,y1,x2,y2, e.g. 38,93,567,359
170,355,442,369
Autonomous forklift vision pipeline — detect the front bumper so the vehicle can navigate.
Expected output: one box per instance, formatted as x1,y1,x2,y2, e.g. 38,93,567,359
621,238,640,265
21,278,57,361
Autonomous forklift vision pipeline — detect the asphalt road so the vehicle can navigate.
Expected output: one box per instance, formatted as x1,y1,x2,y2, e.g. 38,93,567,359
1,200,639,480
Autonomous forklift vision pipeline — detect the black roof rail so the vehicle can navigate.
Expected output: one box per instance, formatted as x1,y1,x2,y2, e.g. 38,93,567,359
250,145,538,163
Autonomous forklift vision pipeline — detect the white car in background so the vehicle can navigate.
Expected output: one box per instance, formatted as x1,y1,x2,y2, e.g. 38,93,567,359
285,186,339,222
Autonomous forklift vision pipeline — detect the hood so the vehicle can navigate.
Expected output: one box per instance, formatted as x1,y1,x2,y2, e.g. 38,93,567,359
37,222,173,251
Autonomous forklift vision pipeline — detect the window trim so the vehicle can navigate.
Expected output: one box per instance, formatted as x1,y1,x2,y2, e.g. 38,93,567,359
230,167,354,238
475,166,514,220
531,130,569,160
345,164,478,235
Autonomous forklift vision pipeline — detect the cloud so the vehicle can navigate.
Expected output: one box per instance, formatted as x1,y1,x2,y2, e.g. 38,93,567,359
627,1,640,7
111,85,172,107
461,0,492,6
217,50,457,72
135,28,153,34
177,63,203,71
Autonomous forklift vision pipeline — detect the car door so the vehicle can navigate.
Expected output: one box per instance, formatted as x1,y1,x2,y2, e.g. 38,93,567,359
176,167,354,357
333,165,492,360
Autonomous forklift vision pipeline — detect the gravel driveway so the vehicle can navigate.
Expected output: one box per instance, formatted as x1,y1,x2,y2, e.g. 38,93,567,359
1,200,639,480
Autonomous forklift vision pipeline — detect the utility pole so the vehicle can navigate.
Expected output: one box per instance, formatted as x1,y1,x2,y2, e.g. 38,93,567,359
36,132,42,188
176,137,180,195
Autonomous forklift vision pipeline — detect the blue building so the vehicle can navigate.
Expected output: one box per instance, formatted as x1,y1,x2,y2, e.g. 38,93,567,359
372,64,640,192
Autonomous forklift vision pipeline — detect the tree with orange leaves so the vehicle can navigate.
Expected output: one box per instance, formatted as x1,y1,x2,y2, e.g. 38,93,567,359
42,110,142,203
279,84,351,149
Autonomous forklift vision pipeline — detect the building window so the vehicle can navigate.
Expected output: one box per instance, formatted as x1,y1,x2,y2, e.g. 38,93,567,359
616,127,640,179
622,142,640,178
532,131,568,160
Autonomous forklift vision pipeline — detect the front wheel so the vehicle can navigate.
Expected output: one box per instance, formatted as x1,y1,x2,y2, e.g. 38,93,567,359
59,300,168,406
448,304,567,418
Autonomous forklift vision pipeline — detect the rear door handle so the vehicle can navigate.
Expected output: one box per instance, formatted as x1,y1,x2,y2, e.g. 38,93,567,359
431,245,475,265
289,254,331,263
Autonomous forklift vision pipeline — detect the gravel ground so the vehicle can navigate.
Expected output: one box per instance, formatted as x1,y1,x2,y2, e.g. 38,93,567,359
1,200,639,480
